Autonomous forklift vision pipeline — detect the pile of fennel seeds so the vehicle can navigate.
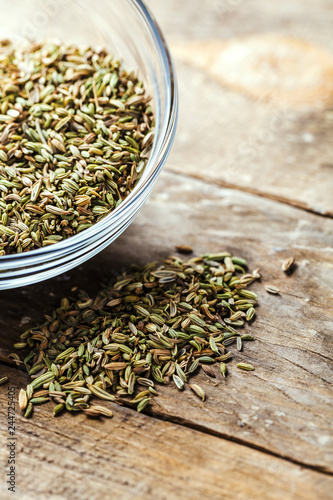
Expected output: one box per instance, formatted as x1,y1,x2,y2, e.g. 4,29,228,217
0,39,153,255
12,252,259,419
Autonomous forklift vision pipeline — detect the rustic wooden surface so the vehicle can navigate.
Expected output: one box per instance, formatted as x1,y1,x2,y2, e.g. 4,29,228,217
151,0,333,216
0,365,332,500
1,1,333,499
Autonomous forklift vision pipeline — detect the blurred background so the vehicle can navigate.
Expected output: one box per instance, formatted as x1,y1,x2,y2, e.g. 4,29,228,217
147,0,333,217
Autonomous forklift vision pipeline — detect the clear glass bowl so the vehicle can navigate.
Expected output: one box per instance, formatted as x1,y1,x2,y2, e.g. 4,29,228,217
0,0,178,289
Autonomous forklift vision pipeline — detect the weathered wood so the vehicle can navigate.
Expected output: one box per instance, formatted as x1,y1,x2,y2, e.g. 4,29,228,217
0,365,332,500
1,172,332,475
147,0,333,216
0,1,332,496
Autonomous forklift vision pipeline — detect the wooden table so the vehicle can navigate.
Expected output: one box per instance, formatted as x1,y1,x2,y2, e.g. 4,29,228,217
1,1,333,498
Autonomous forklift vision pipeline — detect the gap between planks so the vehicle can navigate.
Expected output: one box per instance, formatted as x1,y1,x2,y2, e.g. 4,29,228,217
166,167,333,219
1,359,332,478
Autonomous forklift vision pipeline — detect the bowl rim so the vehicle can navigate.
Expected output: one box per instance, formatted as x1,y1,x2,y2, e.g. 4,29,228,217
0,0,178,265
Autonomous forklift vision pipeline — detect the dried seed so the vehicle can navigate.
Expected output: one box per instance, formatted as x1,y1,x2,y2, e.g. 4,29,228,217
216,352,232,362
175,245,193,254
252,268,261,279
246,307,255,321
53,404,65,417
224,257,235,273
19,389,28,410
26,384,33,399
281,257,295,272
87,405,113,418
83,408,102,417
265,285,280,295
187,359,200,374
209,336,219,354
87,385,116,401
231,256,247,267
175,364,187,383
198,356,215,364
104,362,127,371
137,397,151,412
172,374,185,390
130,391,150,403
220,362,227,378
229,311,245,321
137,378,154,388
30,397,50,404
13,342,27,349
201,365,216,377
24,402,33,418
189,384,205,401
30,372,54,389
241,334,254,341
237,363,254,371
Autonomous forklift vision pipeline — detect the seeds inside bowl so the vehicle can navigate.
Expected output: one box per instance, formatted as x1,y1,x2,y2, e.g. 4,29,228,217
0,39,154,255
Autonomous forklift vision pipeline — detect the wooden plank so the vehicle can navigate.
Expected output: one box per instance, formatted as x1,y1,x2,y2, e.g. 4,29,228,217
0,1,332,497
147,0,333,216
0,365,332,500
0,172,332,473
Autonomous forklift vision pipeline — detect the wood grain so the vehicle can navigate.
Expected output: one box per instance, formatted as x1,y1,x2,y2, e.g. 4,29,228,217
147,0,333,216
0,1,332,497
0,365,332,500
1,172,332,476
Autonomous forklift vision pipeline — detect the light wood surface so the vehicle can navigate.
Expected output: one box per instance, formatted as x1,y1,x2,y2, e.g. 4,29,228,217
150,0,333,216
0,0,333,499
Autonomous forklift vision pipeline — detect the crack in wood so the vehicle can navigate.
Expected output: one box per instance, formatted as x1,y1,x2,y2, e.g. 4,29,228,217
144,407,333,476
276,354,332,384
166,167,333,219
2,359,331,477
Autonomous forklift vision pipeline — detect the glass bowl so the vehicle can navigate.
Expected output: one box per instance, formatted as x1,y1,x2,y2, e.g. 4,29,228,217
0,0,178,289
